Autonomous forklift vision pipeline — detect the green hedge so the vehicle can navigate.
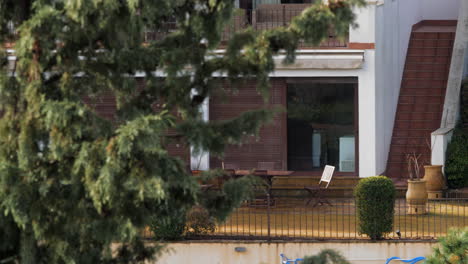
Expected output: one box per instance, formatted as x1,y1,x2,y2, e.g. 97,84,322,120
354,176,396,240
445,127,468,189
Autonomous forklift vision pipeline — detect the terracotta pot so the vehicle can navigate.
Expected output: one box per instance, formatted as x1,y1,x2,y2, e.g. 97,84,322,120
406,179,428,215
423,165,445,192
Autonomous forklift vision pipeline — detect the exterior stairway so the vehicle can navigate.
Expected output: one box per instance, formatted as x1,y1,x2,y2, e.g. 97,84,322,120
386,23,456,184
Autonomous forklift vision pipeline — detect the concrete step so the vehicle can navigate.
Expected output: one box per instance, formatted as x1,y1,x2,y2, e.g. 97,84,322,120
409,38,454,48
406,55,451,64
388,145,431,154
390,137,432,146
405,63,450,71
395,111,442,120
388,154,430,163
394,120,441,130
400,88,446,96
396,103,443,113
403,70,449,79
410,32,455,40
407,47,452,57
401,79,447,88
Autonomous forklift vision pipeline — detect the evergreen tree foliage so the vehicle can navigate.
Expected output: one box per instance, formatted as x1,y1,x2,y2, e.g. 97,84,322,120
0,0,365,263
426,227,468,264
303,249,351,264
445,125,468,188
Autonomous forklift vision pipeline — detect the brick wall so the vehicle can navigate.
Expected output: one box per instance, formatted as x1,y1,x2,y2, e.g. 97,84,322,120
209,78,287,170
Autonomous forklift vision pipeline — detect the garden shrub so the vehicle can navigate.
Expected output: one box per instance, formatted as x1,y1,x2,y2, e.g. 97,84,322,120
426,227,467,264
445,127,468,189
354,176,395,240
186,206,216,236
303,249,350,264
150,210,187,241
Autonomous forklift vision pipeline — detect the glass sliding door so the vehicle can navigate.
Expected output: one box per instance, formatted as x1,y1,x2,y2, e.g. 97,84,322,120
253,0,280,9
287,80,357,172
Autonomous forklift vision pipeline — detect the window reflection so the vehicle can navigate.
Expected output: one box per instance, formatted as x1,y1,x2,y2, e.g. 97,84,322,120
287,82,356,172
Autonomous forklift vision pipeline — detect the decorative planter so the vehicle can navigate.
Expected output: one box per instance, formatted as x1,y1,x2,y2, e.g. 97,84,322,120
406,179,428,215
423,165,446,199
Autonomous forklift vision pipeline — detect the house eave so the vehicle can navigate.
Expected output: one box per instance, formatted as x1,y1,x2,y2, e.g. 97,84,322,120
274,50,365,70
213,49,366,70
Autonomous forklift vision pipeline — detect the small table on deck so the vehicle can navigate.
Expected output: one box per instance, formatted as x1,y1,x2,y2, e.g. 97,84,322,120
233,170,293,206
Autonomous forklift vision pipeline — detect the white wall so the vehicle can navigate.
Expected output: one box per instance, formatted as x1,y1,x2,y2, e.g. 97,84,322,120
349,4,376,43
422,0,460,20
156,241,436,264
464,42,468,78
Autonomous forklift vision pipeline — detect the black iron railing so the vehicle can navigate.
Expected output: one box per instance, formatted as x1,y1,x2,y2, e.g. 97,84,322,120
210,198,467,240
144,8,348,48
143,197,468,240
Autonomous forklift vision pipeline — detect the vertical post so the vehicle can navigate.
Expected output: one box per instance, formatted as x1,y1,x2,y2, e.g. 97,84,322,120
190,95,210,170
282,5,286,27
267,193,271,240
252,9,257,30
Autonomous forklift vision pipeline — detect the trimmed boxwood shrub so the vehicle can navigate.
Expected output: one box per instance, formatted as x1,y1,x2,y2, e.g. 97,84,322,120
354,176,396,240
445,127,468,189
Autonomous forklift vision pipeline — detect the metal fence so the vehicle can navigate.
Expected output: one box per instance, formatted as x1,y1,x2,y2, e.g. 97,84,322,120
144,8,348,48
190,197,467,240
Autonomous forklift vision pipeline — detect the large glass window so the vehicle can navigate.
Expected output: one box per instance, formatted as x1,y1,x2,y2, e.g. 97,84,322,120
287,81,356,172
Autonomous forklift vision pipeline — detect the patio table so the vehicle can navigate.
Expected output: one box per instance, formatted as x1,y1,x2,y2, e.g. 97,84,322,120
233,170,293,206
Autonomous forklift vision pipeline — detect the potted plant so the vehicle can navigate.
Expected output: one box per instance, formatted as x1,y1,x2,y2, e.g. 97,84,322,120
423,164,445,198
422,139,446,199
405,153,428,215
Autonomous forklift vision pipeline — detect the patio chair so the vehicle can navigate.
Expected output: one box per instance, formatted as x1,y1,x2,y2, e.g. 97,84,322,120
385,256,426,264
280,253,304,264
304,165,335,207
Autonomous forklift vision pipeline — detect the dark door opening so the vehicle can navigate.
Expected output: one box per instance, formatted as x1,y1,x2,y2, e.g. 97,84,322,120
287,80,357,172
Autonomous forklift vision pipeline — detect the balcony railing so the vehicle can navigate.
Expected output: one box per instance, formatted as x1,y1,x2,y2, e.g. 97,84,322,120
4,6,348,49
145,5,348,48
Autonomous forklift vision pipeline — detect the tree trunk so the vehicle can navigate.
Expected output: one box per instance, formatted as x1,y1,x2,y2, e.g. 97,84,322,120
20,224,37,264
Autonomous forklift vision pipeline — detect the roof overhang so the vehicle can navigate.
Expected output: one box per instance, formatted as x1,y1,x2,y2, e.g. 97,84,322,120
273,49,365,70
